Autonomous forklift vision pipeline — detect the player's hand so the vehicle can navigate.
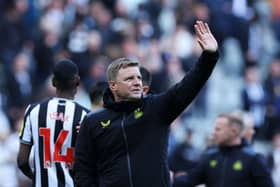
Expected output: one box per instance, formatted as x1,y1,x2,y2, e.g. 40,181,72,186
194,21,218,52
76,122,81,133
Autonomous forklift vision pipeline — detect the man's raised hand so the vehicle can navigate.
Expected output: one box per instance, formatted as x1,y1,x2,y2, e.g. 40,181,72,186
194,21,218,52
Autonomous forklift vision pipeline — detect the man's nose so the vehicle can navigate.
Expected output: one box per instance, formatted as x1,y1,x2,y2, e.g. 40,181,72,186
133,78,141,86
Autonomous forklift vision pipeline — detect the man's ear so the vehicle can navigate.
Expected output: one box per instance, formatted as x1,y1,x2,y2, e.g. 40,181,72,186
75,75,80,86
143,86,149,95
109,81,116,91
52,77,57,87
231,127,239,137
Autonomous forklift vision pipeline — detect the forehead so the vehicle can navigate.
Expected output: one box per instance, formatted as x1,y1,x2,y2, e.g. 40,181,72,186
215,117,229,127
116,66,141,79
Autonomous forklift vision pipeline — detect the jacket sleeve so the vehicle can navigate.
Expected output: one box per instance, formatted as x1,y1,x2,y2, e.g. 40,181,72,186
173,156,207,187
155,51,219,124
250,154,274,187
73,115,98,187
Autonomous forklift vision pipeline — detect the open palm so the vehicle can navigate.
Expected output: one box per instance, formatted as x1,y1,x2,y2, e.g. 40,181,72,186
194,21,218,52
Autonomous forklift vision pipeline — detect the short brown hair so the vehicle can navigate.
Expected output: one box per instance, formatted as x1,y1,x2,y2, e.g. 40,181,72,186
106,58,140,81
217,113,244,133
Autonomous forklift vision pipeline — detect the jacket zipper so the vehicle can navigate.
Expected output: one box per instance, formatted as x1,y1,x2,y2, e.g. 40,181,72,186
121,113,134,187
220,155,227,187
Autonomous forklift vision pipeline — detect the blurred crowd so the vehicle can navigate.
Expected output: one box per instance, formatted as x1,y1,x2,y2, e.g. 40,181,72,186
1,0,280,186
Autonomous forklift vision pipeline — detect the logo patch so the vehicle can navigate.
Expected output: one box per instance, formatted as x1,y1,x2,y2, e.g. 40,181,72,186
100,120,111,128
233,160,243,171
134,108,143,119
209,160,217,168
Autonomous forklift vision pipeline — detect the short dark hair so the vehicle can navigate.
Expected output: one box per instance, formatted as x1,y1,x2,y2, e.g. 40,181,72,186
218,113,244,133
52,59,79,90
89,81,108,105
140,66,152,87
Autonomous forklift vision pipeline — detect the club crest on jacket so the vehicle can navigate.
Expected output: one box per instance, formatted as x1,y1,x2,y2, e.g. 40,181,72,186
100,120,111,128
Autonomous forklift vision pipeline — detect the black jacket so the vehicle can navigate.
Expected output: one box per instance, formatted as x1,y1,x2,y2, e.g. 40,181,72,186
73,51,219,187
174,143,274,187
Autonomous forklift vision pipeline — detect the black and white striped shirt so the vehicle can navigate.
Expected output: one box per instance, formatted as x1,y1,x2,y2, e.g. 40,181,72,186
19,97,89,187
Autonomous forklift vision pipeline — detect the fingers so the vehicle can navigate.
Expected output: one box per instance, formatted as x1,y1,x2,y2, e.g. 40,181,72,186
76,125,80,133
194,20,211,50
76,121,81,133
199,21,207,33
194,22,203,38
195,20,210,35
205,23,211,33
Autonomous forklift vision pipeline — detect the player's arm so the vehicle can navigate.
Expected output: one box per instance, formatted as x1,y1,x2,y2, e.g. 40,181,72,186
17,143,33,179
172,152,211,187
17,104,34,180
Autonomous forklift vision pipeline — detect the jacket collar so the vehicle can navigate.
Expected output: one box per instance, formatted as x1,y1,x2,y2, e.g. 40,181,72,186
219,140,247,152
103,88,143,112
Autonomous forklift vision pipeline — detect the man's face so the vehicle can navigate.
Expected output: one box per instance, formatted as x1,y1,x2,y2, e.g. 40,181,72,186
212,117,233,146
110,66,143,102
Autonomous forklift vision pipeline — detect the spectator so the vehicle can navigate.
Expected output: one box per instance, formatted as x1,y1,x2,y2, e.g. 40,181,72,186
242,65,266,139
89,81,108,112
264,53,280,140
140,66,152,94
5,51,34,130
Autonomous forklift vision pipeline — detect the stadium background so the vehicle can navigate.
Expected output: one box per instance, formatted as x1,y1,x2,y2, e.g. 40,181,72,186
0,0,280,186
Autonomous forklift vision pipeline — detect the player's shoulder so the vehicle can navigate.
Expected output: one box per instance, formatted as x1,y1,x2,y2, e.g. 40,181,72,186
205,146,219,155
73,101,90,113
241,145,257,157
24,98,51,115
87,108,107,119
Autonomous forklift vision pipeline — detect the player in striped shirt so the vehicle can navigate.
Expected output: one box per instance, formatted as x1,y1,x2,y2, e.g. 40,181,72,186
17,60,90,187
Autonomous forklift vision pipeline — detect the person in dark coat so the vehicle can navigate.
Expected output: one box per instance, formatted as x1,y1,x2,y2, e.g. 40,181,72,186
73,21,219,187
173,113,273,187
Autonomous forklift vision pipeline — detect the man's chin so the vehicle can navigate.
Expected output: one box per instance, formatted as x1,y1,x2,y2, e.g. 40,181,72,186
128,95,142,101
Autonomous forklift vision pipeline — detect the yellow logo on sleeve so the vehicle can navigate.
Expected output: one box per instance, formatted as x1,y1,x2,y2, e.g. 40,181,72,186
100,120,111,128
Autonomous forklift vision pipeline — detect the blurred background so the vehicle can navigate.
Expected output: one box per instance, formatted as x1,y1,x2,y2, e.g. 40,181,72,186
1,0,280,186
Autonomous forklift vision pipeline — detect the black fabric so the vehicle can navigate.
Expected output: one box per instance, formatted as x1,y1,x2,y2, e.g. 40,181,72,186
38,100,49,187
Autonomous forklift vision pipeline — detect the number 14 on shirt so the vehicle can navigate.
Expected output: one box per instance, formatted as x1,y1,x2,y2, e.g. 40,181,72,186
39,127,74,169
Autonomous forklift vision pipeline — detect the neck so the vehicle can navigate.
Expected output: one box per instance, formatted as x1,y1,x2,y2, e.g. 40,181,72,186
56,90,75,100
114,97,139,102
113,94,129,102
227,137,242,146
